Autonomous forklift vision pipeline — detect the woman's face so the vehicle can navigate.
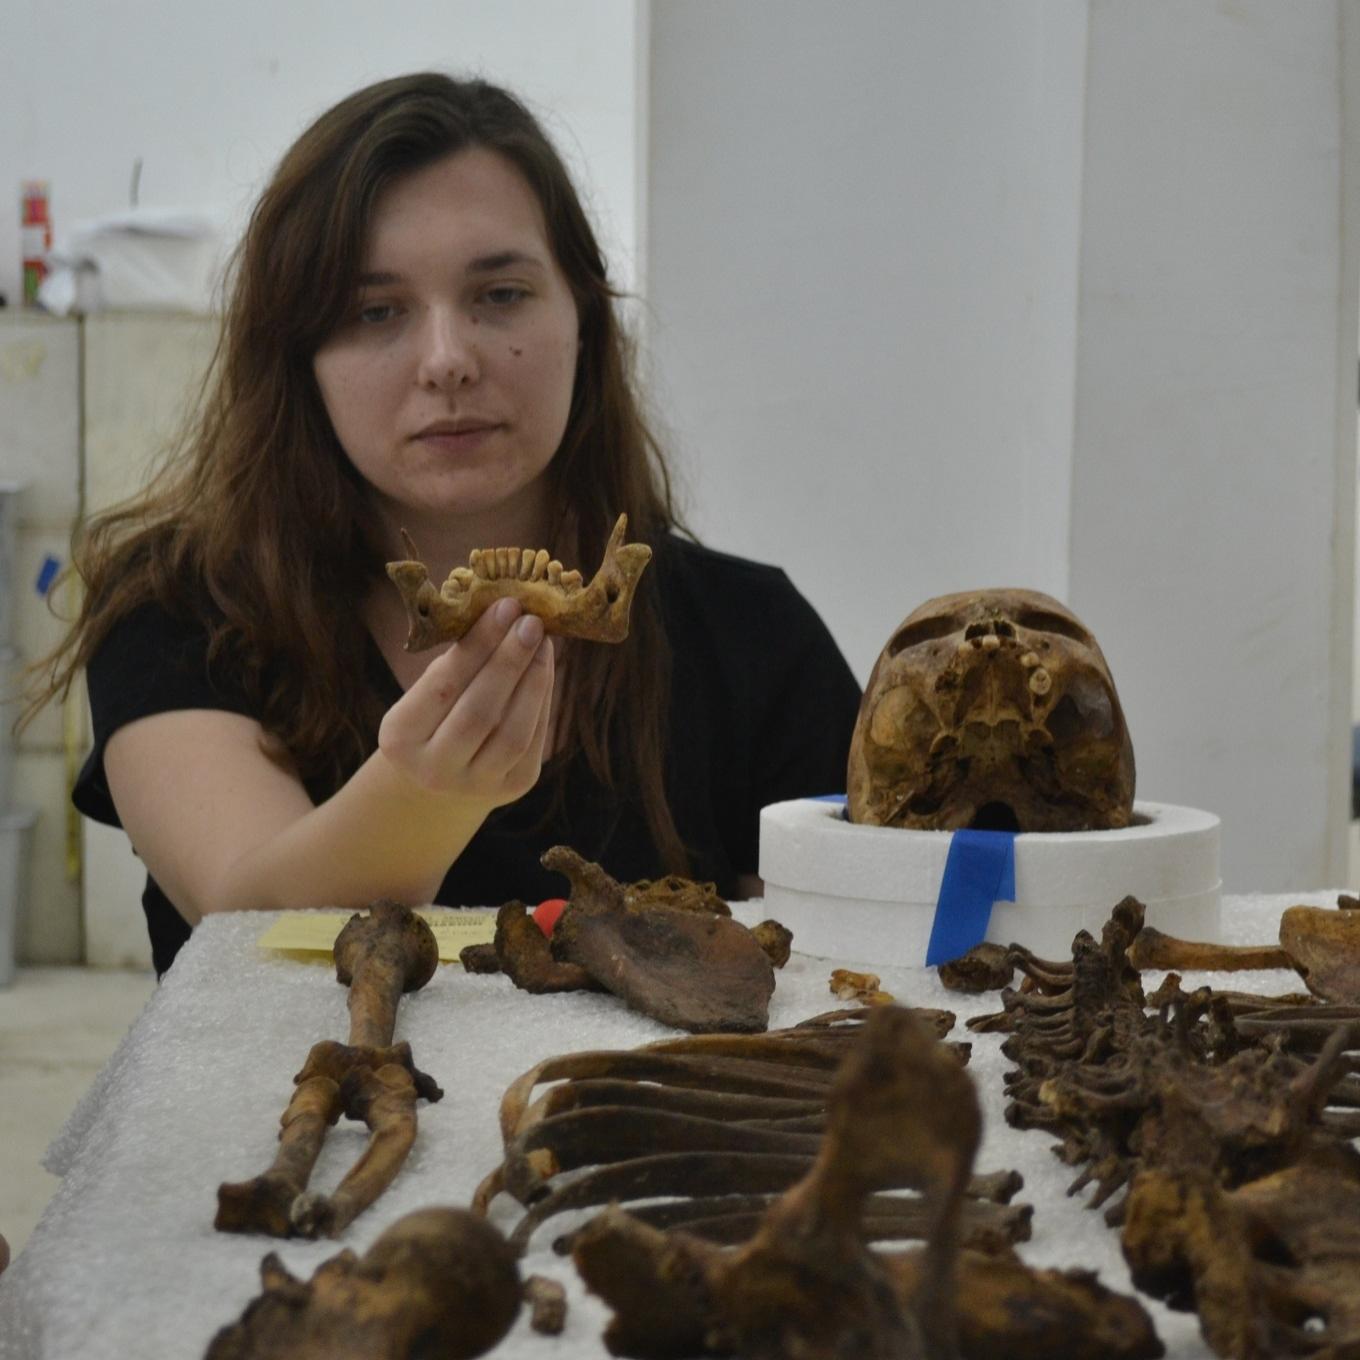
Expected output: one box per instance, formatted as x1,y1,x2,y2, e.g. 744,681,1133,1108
313,147,581,544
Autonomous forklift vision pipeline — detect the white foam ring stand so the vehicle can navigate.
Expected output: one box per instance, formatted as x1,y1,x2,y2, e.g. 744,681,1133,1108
759,799,1221,967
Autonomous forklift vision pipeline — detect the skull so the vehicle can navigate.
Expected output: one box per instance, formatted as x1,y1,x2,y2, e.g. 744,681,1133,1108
205,1207,522,1359
846,588,1134,832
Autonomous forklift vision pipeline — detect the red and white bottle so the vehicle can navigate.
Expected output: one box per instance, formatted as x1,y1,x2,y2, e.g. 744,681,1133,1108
21,181,52,306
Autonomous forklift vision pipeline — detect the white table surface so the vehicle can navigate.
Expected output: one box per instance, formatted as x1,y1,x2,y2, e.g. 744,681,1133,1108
0,890,1342,1359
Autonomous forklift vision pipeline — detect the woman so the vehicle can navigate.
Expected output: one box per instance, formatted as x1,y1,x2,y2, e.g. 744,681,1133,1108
22,73,860,976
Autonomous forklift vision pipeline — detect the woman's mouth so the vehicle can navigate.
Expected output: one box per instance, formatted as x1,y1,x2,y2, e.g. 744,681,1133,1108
413,421,502,453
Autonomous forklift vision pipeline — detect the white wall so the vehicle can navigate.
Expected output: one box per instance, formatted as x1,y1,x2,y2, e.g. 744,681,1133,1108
644,0,1089,681
646,0,1360,893
0,0,643,306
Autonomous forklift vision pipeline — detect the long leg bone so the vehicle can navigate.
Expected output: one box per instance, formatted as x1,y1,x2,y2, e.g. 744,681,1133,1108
215,901,441,1238
386,512,652,650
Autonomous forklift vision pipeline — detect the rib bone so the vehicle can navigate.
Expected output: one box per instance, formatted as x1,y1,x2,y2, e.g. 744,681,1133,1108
573,1006,1161,1360
386,512,651,650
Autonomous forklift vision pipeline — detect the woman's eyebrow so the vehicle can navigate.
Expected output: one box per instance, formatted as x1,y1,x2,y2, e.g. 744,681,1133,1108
466,250,546,273
355,253,545,288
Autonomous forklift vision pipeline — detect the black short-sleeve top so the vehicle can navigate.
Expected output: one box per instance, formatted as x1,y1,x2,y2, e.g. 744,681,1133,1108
73,534,863,976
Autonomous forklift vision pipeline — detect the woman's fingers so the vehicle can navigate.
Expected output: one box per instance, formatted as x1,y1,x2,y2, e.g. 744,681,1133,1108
388,598,525,744
464,634,554,780
378,592,557,806
431,611,547,754
497,669,555,792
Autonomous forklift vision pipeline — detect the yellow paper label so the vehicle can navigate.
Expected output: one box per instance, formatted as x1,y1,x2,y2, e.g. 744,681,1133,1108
257,908,496,963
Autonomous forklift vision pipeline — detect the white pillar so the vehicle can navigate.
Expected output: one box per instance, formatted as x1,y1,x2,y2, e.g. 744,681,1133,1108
1064,0,1359,890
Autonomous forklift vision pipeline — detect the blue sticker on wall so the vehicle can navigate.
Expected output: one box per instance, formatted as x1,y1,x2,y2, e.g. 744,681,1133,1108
35,554,60,595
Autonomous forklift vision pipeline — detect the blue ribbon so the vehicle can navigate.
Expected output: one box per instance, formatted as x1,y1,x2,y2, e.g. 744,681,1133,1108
925,830,1016,966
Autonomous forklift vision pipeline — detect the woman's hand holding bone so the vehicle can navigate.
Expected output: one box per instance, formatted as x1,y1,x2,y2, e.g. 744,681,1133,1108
378,596,554,809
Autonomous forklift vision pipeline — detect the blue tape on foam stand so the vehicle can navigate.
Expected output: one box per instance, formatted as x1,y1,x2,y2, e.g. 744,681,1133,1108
924,829,1016,966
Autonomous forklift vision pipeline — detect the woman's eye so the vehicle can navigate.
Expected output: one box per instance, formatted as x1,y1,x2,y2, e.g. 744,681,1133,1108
482,285,528,307
356,303,398,325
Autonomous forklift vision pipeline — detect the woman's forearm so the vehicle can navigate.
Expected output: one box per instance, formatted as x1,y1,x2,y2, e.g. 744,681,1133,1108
199,750,496,918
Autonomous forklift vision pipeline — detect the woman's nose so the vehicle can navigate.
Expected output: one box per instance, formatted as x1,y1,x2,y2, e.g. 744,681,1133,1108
415,307,480,390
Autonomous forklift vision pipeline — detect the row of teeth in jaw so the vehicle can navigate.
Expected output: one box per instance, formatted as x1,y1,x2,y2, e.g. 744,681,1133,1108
443,547,584,595
960,635,1052,694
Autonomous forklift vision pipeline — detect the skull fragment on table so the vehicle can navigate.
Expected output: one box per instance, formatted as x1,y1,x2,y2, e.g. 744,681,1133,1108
204,1208,522,1360
847,588,1134,832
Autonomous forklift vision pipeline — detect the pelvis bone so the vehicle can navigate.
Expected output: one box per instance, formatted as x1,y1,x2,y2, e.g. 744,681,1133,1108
847,588,1134,832
386,513,651,651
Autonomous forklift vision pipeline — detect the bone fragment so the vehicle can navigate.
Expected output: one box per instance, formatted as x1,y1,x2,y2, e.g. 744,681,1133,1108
523,1275,567,1335
458,942,501,974
939,942,1014,994
888,1246,1164,1360
204,1208,521,1360
493,899,599,994
387,512,651,650
1125,925,1289,973
750,919,793,967
829,967,894,1004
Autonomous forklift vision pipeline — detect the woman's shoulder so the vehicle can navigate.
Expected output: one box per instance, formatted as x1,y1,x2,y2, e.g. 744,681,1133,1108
652,532,852,683
655,532,791,584
85,592,254,730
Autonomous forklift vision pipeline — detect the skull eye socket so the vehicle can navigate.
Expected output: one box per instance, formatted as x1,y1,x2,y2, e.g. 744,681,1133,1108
887,615,965,655
1014,608,1091,645
1048,683,1114,743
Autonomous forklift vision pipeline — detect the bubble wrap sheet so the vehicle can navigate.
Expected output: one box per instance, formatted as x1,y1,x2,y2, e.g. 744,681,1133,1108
0,892,1342,1359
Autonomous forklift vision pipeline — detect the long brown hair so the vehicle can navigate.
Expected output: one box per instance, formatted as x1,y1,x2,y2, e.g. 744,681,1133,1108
22,72,691,872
